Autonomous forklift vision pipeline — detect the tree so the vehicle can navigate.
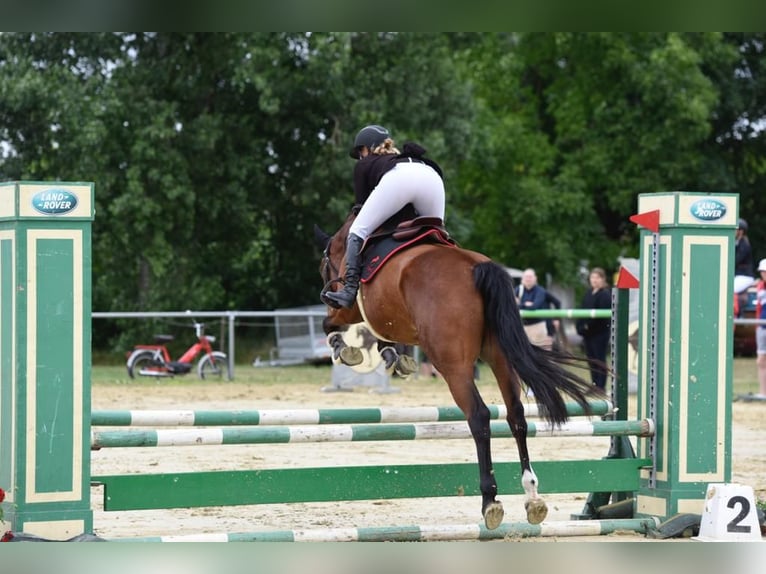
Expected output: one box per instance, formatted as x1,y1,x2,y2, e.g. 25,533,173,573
0,33,477,350
451,33,723,283
3,33,763,352
697,33,766,263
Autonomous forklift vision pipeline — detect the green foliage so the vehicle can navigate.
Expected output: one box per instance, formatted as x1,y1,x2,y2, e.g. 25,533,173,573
1,33,765,350
449,33,741,282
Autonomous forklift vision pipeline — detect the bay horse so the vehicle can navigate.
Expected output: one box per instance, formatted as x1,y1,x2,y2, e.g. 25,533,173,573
315,206,602,529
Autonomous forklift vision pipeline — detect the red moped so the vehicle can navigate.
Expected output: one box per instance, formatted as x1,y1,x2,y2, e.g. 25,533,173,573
126,321,229,379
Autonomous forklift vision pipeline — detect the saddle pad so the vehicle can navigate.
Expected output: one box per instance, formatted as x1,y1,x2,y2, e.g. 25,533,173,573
360,228,455,283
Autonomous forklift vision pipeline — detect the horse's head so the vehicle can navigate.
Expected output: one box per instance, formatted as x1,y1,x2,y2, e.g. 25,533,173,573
315,206,359,303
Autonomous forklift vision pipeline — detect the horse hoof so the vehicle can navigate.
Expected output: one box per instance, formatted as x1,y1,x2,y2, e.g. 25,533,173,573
483,501,504,530
525,498,548,525
339,346,363,366
395,355,418,376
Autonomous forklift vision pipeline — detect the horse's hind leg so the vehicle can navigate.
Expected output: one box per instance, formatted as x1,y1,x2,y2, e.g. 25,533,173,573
501,370,548,524
511,405,548,524
447,377,504,529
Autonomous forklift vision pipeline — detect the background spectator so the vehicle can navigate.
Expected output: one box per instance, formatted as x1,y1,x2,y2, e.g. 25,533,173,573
754,259,766,400
543,289,564,351
734,218,755,300
576,267,612,390
516,268,555,349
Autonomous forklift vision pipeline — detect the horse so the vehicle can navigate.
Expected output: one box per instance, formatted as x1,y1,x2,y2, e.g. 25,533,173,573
315,206,604,529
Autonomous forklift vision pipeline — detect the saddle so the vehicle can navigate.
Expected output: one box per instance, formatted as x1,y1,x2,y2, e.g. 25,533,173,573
390,217,449,241
360,215,456,283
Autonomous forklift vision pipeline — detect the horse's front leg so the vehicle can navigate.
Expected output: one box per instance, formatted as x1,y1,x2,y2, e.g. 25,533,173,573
326,332,364,366
464,384,504,530
323,319,363,367
507,399,548,524
377,342,417,377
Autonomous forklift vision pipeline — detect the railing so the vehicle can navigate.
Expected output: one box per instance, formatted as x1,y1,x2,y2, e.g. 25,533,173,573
92,309,762,381
93,310,326,381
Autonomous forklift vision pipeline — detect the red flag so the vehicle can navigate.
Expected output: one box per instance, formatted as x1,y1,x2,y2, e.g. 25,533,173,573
629,210,660,233
616,266,640,289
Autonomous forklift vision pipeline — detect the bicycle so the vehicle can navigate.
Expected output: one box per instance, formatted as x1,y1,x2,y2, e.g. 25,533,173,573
126,321,229,380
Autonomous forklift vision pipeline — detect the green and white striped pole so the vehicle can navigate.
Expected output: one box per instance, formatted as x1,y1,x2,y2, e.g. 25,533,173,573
90,400,614,426
634,192,734,521
90,419,654,448
0,181,94,539
114,518,660,542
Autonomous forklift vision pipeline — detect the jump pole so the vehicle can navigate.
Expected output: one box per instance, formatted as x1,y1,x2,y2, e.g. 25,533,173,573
633,192,734,520
115,518,659,542
0,181,95,539
90,400,614,426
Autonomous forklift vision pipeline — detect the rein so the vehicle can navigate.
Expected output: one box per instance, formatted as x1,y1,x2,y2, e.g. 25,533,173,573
319,204,361,300
320,242,345,299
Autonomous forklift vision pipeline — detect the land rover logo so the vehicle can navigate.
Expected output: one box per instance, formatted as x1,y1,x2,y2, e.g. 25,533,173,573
690,198,727,222
31,189,78,215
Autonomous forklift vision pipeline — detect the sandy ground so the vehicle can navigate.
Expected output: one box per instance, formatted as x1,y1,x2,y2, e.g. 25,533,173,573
89,375,766,542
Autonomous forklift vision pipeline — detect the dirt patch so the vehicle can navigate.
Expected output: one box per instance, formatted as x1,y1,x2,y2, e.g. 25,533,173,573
90,376,766,541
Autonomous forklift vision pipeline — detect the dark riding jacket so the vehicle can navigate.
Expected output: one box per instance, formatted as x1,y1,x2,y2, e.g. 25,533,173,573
352,142,443,205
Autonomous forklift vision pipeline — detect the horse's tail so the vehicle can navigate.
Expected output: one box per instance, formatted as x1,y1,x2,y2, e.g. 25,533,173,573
473,261,599,425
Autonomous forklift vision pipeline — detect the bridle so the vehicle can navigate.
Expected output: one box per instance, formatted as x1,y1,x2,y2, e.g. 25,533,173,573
318,205,361,303
319,237,344,302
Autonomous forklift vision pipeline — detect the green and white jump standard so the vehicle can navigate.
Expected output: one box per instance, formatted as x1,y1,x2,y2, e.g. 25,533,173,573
0,181,94,539
634,191,735,521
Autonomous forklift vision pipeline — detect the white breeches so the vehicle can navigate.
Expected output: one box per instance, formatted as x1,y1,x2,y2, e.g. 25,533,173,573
350,161,445,240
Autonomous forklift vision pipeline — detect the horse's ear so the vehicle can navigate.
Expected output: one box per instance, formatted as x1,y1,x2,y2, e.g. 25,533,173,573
313,224,331,249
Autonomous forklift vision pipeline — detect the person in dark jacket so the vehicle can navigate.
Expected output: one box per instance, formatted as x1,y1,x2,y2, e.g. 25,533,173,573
735,218,755,295
734,218,755,318
516,268,560,349
576,267,611,390
323,124,445,309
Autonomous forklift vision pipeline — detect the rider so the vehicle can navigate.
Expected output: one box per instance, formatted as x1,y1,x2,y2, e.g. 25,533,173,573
323,124,446,309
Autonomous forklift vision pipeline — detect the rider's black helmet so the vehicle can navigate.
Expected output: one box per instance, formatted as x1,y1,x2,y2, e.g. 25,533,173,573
349,124,390,159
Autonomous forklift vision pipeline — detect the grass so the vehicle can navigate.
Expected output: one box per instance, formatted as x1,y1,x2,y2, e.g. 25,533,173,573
91,355,761,396
91,362,334,388
732,356,762,395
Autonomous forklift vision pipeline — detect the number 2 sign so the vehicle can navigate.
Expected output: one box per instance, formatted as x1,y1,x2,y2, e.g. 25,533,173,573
696,483,762,541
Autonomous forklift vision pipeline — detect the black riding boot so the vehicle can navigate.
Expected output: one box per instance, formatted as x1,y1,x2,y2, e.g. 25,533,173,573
324,233,364,309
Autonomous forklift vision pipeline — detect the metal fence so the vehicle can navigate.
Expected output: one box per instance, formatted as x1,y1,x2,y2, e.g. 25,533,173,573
92,308,328,380
93,308,763,381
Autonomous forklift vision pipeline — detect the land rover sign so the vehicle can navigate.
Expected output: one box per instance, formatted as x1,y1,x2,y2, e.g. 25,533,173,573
31,188,79,215
689,198,727,222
